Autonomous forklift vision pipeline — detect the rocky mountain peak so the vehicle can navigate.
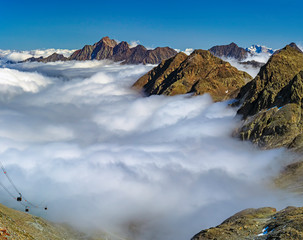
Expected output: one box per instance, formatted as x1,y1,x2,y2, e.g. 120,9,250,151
287,42,302,53
237,42,303,118
94,36,118,48
133,49,251,101
209,42,249,61
273,42,302,55
234,43,303,150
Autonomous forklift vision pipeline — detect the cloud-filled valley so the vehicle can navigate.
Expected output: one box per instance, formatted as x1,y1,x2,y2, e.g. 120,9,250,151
0,60,301,240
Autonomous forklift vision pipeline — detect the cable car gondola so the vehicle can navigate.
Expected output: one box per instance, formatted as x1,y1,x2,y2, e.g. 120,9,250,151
17,193,22,202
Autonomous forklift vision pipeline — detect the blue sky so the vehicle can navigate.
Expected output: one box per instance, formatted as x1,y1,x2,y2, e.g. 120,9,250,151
1,0,302,50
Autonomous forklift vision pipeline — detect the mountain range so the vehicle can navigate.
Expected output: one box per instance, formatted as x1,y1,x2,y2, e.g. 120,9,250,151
21,38,276,67
24,37,177,65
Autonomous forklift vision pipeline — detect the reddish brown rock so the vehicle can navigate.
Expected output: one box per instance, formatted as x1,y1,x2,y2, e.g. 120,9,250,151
26,36,177,64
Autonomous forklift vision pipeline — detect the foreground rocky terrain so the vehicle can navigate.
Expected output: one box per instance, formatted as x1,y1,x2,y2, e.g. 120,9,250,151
24,36,177,65
0,203,100,240
133,49,252,101
192,206,303,240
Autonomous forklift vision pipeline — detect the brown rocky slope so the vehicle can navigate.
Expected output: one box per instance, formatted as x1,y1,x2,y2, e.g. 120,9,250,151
234,43,303,150
0,203,100,240
133,50,252,101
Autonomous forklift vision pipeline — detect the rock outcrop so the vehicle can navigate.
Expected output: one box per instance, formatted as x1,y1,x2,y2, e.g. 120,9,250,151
133,50,252,101
239,60,265,68
275,160,303,192
192,206,303,240
209,42,249,61
234,43,303,149
25,37,177,64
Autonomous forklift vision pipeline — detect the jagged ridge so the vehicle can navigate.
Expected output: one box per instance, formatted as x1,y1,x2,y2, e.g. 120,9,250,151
24,37,177,65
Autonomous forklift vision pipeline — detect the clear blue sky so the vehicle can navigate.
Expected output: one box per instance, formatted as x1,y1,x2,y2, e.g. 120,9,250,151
1,0,302,50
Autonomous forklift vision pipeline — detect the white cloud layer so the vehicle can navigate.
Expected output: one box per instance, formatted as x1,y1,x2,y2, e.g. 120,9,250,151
222,52,272,78
0,48,76,63
0,61,300,240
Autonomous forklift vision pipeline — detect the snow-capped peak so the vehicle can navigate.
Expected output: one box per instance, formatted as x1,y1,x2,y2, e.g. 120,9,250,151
246,45,274,55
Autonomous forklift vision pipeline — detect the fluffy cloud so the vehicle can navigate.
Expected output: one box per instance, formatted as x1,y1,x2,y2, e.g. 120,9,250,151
174,48,194,55
222,51,272,78
0,68,52,100
129,40,141,48
0,61,299,240
0,48,76,63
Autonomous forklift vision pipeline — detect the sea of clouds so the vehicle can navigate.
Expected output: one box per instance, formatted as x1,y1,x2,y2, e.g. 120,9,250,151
0,59,301,240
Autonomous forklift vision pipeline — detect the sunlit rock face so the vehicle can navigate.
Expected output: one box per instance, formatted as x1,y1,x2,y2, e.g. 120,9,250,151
234,43,303,150
133,50,252,101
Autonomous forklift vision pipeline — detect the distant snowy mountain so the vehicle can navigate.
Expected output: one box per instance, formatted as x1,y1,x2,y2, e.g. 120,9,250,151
246,45,274,55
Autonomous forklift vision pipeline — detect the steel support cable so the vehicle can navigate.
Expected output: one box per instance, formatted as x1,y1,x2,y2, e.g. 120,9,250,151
0,160,47,211
0,161,21,195
0,180,16,199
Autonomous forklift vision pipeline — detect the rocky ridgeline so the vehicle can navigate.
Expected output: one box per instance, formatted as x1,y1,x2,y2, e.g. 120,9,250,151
133,50,252,101
192,206,303,240
24,37,177,65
